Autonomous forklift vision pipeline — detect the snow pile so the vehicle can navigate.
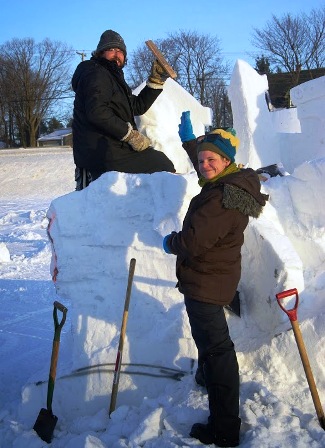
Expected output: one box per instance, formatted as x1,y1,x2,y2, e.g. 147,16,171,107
0,61,324,447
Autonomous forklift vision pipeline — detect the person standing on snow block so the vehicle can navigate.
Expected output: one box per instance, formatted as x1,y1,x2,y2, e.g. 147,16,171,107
162,111,267,447
72,29,175,190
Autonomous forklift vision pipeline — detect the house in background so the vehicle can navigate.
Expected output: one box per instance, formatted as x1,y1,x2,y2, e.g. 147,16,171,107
37,128,72,147
267,68,325,108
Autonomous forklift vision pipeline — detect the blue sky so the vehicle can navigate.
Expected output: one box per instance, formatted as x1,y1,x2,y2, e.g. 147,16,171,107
1,0,323,73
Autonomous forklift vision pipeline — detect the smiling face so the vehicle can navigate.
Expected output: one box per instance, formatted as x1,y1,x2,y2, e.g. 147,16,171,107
103,48,125,67
198,150,231,180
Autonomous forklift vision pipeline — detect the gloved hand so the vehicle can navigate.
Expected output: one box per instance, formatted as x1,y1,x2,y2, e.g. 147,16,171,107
148,59,170,86
163,234,172,254
124,129,151,152
178,111,196,142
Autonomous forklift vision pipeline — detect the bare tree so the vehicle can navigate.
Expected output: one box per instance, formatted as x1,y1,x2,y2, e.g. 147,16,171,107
126,30,230,127
0,56,16,146
251,7,325,85
206,81,232,129
126,44,153,88
0,37,74,147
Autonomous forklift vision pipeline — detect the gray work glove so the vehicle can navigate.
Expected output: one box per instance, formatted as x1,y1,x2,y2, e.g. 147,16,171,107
122,124,151,151
147,59,170,87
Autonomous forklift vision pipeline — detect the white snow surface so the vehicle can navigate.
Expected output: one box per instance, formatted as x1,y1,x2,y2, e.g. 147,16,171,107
0,61,324,447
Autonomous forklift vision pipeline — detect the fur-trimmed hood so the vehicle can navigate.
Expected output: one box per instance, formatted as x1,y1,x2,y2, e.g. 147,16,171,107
205,167,267,219
223,183,265,218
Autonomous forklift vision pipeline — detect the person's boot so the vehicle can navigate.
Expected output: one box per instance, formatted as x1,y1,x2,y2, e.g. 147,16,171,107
190,353,241,446
189,422,215,445
190,421,239,446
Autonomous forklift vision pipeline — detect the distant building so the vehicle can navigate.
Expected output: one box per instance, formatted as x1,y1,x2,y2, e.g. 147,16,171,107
267,68,325,109
37,128,72,147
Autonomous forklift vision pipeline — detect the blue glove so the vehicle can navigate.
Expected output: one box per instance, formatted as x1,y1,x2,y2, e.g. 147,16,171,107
163,234,172,254
178,111,196,143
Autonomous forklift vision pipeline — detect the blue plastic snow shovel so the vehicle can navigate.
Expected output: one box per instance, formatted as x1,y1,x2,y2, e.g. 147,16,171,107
33,301,68,443
276,288,325,430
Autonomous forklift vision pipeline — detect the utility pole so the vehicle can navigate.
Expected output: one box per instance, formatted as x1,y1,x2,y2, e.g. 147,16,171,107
76,51,87,61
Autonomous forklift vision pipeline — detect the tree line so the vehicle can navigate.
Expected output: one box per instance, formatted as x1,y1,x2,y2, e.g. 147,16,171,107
0,38,74,147
0,6,324,148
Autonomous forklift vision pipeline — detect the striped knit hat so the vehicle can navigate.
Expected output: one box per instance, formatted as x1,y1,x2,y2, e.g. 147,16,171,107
197,128,240,162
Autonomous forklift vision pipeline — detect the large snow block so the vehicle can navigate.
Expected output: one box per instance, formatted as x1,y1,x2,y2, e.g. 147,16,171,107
279,76,325,172
133,78,212,174
24,171,201,420
47,171,200,371
263,159,325,270
226,214,304,351
228,59,280,169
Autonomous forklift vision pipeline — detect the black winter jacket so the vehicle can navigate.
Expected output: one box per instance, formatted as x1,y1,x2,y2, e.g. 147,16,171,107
71,57,163,173
167,141,267,306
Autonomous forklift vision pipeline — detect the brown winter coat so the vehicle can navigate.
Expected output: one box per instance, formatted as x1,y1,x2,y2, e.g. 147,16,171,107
166,141,267,306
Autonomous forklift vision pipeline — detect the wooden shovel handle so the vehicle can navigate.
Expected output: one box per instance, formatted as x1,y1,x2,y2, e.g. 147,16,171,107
145,40,177,79
291,319,325,429
276,289,325,430
109,258,136,416
47,301,68,411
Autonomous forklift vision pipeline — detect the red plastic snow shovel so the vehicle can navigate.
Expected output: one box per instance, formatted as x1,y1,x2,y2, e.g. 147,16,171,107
109,258,136,416
33,301,68,443
276,288,325,430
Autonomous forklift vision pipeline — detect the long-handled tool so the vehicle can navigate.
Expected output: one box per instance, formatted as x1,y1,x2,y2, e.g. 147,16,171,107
109,258,136,416
276,288,325,430
145,40,177,79
33,301,68,443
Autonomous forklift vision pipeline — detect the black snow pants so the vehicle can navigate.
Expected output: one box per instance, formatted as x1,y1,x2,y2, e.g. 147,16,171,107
74,147,176,190
184,297,241,441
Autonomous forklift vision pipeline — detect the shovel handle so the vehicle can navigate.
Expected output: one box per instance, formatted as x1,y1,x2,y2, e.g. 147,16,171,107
53,301,68,337
47,301,68,411
109,258,136,416
276,289,325,430
276,288,299,321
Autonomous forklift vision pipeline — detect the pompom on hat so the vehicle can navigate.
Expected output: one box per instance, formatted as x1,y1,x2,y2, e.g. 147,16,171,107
96,30,127,56
197,128,240,163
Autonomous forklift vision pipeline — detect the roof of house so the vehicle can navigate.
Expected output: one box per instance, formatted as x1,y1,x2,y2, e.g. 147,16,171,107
37,128,72,142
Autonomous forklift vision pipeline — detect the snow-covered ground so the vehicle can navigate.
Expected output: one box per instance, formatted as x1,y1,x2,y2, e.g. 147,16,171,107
0,62,324,447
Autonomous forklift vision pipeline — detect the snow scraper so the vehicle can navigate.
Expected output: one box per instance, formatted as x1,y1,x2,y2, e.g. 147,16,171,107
276,288,325,430
33,301,68,443
145,40,177,79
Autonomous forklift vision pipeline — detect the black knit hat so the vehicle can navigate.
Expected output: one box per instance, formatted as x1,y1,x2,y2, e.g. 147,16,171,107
96,30,127,56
